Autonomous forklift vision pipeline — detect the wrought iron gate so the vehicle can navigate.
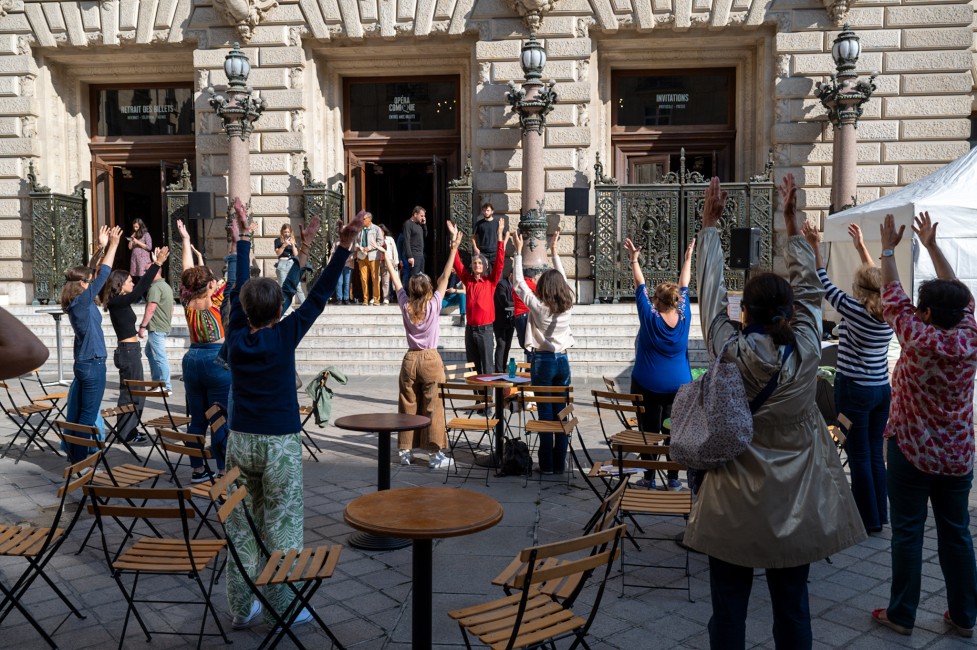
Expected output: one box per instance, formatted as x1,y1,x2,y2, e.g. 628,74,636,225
301,158,345,285
448,155,474,257
28,162,88,304
592,150,775,303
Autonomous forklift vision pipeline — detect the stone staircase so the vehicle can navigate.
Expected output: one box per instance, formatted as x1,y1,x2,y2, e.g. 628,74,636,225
8,302,709,379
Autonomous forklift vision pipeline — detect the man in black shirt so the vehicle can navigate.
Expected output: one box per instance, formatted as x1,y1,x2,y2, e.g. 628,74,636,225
402,205,427,282
471,203,508,275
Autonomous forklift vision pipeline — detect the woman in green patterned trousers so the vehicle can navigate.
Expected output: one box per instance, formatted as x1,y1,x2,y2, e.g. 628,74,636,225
223,198,364,629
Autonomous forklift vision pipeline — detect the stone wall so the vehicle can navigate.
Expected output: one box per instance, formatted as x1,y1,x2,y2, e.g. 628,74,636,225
0,0,973,302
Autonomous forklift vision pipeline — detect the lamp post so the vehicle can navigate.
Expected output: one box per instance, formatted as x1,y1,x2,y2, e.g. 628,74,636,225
506,33,558,273
815,25,877,213
208,43,266,231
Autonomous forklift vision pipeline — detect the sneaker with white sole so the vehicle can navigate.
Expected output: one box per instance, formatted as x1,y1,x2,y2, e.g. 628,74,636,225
399,449,413,466
232,601,261,630
429,451,454,469
667,479,685,491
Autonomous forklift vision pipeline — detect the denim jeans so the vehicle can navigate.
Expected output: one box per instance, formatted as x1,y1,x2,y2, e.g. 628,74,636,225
145,331,171,391
334,266,352,301
182,344,230,470
531,351,571,473
276,258,305,304
441,293,466,316
65,357,107,462
835,373,890,530
708,555,812,650
886,443,977,629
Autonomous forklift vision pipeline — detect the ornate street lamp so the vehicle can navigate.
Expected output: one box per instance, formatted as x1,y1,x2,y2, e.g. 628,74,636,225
815,25,877,213
506,33,558,273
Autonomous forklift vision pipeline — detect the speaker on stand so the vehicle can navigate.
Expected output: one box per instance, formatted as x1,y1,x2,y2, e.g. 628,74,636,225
183,192,214,262
564,187,590,300
729,226,761,286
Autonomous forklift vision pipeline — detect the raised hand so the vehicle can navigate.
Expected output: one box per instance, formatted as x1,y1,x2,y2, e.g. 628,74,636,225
801,221,821,249
497,218,505,240
880,213,905,250
702,176,728,229
684,237,696,262
848,223,864,248
232,197,249,232
623,238,641,263
176,219,190,241
446,219,459,240
152,246,170,265
107,226,123,244
97,225,110,249
778,173,801,236
300,216,320,247
512,230,524,254
550,229,560,251
338,211,367,249
450,228,463,249
912,211,938,249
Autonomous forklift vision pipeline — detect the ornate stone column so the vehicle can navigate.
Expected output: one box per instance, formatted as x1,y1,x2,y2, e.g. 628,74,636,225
815,25,877,213
506,33,558,273
208,43,266,228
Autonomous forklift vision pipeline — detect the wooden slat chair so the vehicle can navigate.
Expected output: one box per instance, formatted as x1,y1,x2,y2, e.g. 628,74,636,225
602,376,639,429
448,524,625,650
297,377,327,462
208,468,347,650
156,427,223,539
0,380,59,463
609,441,694,601
518,389,575,481
439,382,496,486
592,390,670,488
52,422,166,555
442,362,491,420
18,370,68,421
100,403,145,462
84,485,229,650
0,451,99,649
122,379,191,466
491,479,628,603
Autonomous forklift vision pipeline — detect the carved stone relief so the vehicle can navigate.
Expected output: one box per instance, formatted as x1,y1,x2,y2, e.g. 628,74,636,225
212,0,279,42
501,0,559,32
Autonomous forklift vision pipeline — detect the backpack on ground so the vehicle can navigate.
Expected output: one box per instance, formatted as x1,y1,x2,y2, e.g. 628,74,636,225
501,438,532,476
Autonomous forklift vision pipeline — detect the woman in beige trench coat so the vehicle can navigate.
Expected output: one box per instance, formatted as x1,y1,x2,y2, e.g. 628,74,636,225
683,175,865,649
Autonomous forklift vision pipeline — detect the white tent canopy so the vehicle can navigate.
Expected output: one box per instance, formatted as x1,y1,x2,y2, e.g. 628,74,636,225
822,147,977,301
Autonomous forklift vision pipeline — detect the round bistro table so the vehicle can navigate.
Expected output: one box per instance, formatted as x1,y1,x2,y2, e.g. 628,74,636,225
334,413,431,550
344,486,504,649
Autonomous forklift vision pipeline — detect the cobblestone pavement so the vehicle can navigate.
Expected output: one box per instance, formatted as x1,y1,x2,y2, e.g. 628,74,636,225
0,374,973,649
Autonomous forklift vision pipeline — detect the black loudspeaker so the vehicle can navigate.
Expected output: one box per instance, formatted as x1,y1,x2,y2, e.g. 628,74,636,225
185,192,214,220
564,187,589,216
729,227,761,269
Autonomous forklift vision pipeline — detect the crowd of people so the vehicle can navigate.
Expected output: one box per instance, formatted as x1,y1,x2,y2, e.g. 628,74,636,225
11,170,971,646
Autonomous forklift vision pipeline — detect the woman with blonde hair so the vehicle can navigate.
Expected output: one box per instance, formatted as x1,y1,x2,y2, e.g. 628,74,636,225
512,229,575,474
382,221,462,469
61,224,123,462
274,222,305,305
804,222,893,533
623,236,695,490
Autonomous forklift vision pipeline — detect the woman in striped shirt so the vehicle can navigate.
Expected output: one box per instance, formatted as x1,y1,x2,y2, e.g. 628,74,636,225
804,222,893,533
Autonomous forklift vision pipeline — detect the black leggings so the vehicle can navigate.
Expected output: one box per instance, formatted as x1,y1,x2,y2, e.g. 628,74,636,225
629,377,678,481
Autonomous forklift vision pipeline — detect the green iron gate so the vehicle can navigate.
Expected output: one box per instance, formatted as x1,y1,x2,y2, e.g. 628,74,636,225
592,149,775,303
28,162,88,305
301,158,345,285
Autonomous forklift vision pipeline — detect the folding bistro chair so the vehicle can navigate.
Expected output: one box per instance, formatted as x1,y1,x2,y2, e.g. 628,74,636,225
85,484,229,650
609,442,693,601
439,382,496,486
122,379,191,465
100,403,144,462
491,479,628,601
18,370,68,421
592,390,670,487
156,427,223,539
0,380,59,462
208,468,347,650
0,451,99,649
297,377,327,462
518,387,575,482
52,421,166,555
448,524,625,650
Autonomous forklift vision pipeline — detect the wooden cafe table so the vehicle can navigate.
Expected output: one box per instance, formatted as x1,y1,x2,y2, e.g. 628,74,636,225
344,486,503,649
334,412,431,550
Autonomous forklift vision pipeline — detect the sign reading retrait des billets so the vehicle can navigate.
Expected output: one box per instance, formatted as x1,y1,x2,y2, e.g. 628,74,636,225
97,87,194,137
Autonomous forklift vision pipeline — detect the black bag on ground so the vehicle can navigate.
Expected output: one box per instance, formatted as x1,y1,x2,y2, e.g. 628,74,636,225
501,438,532,476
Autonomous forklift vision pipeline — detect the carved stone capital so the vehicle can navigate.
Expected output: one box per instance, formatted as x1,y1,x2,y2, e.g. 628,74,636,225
212,0,278,42
823,0,853,25
502,0,559,32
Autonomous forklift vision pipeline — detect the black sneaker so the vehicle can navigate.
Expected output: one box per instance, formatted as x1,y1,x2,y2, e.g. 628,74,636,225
123,433,147,445
191,470,213,484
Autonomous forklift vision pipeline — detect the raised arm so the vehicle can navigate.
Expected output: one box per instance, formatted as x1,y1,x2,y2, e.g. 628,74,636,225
0,307,49,379
190,244,204,267
101,226,123,270
879,213,905,287
227,198,253,334
89,226,109,269
695,177,735,353
679,237,695,288
623,239,644,289
913,211,954,281
848,223,874,267
779,174,823,351
802,221,825,270
548,230,568,282
437,222,463,296
489,219,510,284
176,219,193,270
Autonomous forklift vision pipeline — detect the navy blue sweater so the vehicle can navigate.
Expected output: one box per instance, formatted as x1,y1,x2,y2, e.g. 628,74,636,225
227,240,350,435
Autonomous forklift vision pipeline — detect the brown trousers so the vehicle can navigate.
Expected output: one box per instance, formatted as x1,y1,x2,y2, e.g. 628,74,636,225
398,349,447,451
356,258,380,303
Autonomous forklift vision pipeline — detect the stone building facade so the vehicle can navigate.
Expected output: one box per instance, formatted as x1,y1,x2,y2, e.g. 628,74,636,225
0,0,974,304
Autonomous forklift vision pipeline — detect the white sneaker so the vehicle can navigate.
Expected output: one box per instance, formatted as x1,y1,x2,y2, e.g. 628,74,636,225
382,299,390,304
232,601,261,630
429,451,454,469
399,449,414,466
